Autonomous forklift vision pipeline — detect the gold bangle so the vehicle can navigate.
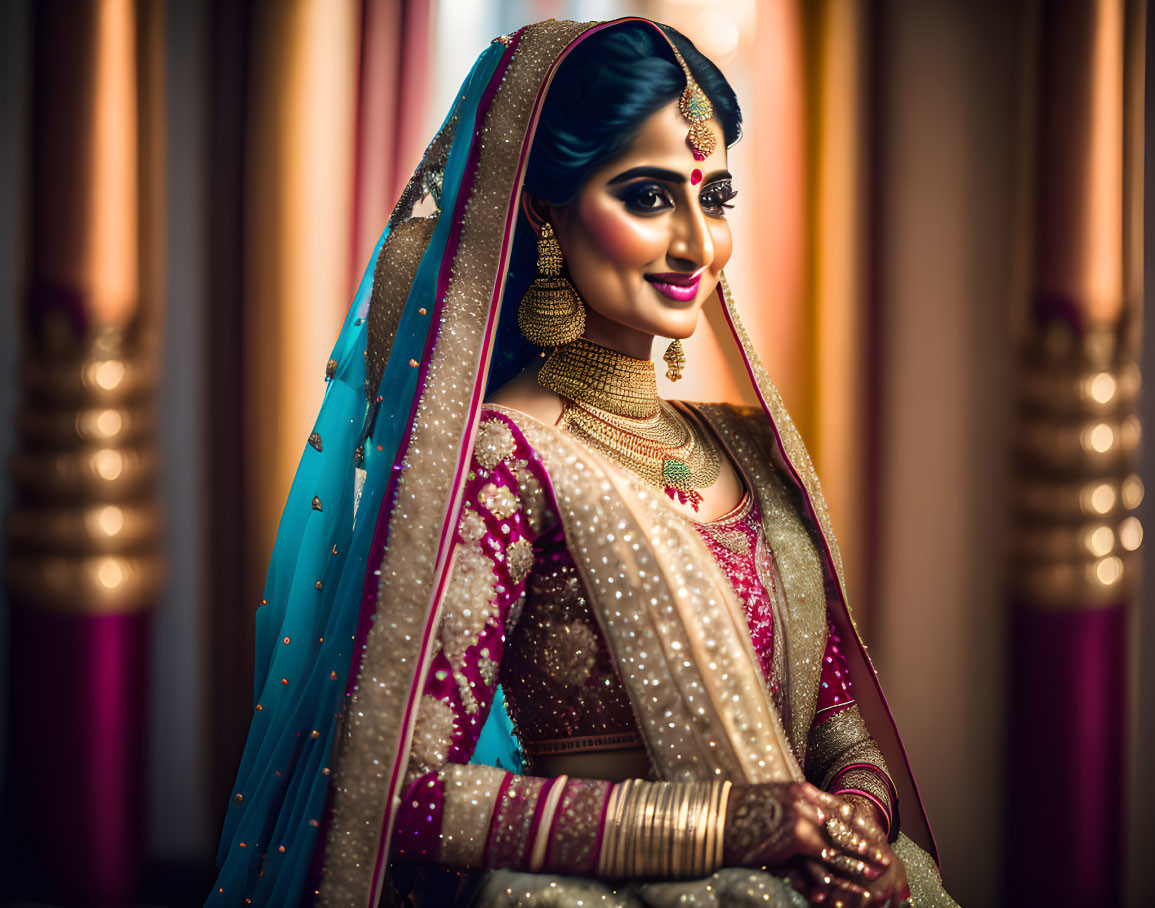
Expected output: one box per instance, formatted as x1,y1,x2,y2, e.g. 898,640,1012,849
714,780,732,871
637,781,658,878
684,782,702,878
615,779,638,879
675,783,696,878
623,776,642,877
634,781,652,877
694,782,712,878
697,782,716,877
602,779,736,880
528,775,568,873
597,782,624,877
642,776,660,873
653,782,672,878
659,782,677,878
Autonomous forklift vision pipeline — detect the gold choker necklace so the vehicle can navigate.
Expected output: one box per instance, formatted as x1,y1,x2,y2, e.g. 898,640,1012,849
538,339,721,509
537,337,659,419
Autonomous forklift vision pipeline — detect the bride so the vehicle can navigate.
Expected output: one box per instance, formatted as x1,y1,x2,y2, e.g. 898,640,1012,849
208,18,957,907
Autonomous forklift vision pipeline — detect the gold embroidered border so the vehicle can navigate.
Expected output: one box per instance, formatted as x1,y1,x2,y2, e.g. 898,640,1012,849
805,704,890,790
494,406,801,787
698,403,827,761
366,216,437,399
320,20,594,906
830,767,893,816
718,274,850,613
892,834,960,906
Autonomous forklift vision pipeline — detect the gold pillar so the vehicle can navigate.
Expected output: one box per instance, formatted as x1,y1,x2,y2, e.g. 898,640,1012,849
1007,1,1143,903
4,1,164,901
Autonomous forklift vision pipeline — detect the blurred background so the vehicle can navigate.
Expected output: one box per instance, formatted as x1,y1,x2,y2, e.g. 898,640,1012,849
0,0,1151,905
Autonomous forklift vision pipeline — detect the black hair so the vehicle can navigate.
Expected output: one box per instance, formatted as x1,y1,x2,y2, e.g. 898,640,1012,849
524,22,741,204
488,21,742,388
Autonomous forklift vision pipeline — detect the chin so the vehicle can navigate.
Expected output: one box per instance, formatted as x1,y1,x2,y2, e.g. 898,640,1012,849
641,310,701,342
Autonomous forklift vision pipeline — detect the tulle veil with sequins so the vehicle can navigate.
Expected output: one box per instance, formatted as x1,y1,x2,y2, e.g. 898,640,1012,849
207,18,947,908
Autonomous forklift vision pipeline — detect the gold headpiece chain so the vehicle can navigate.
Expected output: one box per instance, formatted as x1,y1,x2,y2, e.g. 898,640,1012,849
661,35,716,160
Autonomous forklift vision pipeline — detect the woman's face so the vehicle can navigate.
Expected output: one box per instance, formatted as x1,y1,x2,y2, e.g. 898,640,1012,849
545,99,734,357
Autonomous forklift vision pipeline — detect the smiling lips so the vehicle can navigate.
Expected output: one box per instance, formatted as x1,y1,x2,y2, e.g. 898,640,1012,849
645,270,703,302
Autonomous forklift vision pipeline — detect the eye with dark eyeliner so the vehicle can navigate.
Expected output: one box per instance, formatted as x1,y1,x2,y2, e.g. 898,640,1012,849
699,181,738,216
615,181,674,215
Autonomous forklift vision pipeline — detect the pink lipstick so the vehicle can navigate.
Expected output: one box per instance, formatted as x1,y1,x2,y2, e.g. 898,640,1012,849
645,269,703,303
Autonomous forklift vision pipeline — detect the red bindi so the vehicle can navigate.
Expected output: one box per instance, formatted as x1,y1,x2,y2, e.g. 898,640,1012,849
690,168,703,186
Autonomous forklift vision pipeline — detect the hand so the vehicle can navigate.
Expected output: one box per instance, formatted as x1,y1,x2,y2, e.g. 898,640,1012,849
722,781,891,904
789,794,910,907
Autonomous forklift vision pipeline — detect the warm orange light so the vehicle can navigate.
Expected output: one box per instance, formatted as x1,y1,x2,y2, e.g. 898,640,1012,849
97,505,125,536
249,1,359,562
1083,0,1124,323
89,0,139,324
812,0,866,613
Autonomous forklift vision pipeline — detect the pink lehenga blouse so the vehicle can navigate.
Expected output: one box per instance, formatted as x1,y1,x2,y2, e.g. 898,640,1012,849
390,406,896,882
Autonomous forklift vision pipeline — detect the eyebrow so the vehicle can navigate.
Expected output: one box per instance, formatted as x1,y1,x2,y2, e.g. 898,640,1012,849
606,166,733,186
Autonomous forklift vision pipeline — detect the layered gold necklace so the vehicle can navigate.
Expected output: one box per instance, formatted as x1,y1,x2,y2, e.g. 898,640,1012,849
538,338,721,510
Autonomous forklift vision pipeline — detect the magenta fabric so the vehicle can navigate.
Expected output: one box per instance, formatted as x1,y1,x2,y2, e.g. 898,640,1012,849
816,619,855,715
392,410,543,864
1007,601,1127,907
7,608,149,904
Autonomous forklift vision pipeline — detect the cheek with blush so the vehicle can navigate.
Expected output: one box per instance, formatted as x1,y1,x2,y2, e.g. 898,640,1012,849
578,196,664,270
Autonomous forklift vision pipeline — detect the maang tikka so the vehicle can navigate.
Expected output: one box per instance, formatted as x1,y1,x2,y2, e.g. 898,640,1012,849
518,222,586,347
665,39,716,160
659,34,714,376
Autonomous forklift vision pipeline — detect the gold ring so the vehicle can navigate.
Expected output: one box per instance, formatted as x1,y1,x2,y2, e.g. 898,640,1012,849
830,853,869,878
823,816,855,850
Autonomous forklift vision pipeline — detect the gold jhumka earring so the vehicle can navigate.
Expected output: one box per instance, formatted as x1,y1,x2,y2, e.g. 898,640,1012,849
663,339,686,381
518,222,585,347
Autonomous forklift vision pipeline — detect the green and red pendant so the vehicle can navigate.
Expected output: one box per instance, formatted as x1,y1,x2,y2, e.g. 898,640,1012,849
663,457,704,510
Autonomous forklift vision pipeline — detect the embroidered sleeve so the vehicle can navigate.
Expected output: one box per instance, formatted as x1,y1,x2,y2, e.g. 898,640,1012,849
806,617,898,834
391,411,612,875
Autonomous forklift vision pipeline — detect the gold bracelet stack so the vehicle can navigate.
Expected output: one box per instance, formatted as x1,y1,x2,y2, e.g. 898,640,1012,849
596,779,731,879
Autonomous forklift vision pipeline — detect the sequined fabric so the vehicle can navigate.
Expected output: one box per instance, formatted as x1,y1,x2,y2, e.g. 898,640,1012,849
503,524,645,759
475,867,809,907
806,704,897,833
690,495,779,702
393,413,621,879
392,408,895,881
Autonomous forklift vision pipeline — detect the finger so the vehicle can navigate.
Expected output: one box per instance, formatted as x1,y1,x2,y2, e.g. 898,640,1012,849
822,817,889,866
808,788,845,811
863,867,897,907
803,858,872,900
796,798,828,828
824,849,883,882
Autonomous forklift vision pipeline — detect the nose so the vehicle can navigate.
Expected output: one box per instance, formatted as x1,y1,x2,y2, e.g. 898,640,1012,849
667,198,714,272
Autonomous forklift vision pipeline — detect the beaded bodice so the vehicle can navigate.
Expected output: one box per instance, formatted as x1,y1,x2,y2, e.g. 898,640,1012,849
501,524,643,762
501,489,807,764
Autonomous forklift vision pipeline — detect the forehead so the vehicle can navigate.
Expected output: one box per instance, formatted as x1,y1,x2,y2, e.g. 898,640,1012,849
592,99,729,178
